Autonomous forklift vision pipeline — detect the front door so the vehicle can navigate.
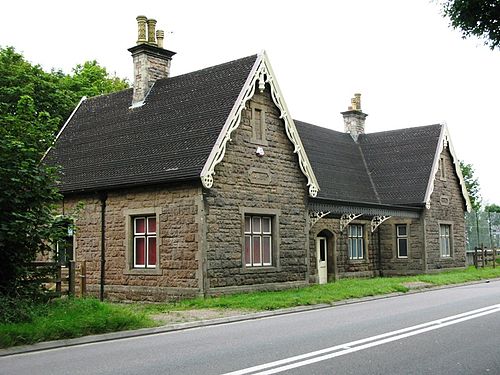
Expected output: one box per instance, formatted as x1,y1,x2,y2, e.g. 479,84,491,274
316,237,327,284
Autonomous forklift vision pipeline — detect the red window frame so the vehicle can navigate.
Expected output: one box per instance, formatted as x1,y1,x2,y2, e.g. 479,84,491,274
133,216,157,268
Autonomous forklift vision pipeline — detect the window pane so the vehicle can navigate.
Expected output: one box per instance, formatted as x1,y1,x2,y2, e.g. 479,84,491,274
348,239,353,259
262,217,271,234
147,237,157,266
357,225,363,237
397,225,407,237
263,236,271,265
135,218,145,234
245,216,251,233
245,236,251,266
349,225,355,237
319,238,326,262
252,217,261,234
358,238,363,258
147,217,156,234
398,238,408,257
253,236,261,265
135,237,145,266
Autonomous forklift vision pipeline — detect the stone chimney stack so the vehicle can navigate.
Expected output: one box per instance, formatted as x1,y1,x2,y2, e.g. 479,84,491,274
341,93,368,142
128,16,176,107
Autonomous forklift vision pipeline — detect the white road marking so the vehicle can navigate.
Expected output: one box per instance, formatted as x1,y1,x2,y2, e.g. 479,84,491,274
221,304,500,375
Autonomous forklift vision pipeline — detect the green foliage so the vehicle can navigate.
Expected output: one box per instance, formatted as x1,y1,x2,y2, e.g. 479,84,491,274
0,46,128,128
63,60,129,100
441,0,500,50
0,298,154,348
0,94,63,297
460,161,481,210
485,204,500,213
0,46,128,299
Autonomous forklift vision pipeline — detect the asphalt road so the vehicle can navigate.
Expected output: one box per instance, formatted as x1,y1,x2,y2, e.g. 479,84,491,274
2,281,500,375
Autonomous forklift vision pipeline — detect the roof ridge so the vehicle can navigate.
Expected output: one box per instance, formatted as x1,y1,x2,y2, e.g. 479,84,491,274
357,142,381,204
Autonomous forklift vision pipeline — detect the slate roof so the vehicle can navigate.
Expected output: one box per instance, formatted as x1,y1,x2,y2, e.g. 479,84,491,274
296,121,442,207
45,54,258,193
47,51,444,209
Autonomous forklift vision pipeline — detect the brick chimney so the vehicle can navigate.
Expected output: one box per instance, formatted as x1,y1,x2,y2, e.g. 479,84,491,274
341,93,368,142
128,16,176,107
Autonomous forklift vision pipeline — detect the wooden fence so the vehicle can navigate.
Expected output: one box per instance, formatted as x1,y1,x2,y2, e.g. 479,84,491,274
30,260,86,297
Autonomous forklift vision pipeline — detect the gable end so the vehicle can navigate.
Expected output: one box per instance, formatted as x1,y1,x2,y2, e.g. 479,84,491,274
200,51,320,197
424,124,471,212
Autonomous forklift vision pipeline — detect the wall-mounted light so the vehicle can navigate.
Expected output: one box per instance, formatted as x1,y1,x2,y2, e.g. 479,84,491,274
256,146,265,157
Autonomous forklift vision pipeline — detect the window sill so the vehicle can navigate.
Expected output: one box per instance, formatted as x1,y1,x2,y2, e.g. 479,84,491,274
124,268,163,276
250,138,268,147
241,266,280,273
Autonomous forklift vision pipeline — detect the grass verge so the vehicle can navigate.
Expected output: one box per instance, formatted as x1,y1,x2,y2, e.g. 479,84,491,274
137,266,500,315
1,266,499,349
0,297,154,349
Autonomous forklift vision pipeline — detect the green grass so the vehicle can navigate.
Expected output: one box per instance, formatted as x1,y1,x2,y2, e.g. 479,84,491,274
2,266,499,349
0,297,154,349
137,265,500,314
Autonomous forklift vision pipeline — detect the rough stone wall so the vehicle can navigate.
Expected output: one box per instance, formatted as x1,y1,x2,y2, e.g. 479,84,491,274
132,52,171,105
377,217,425,275
59,183,202,301
204,85,309,293
310,215,430,279
424,146,467,270
310,217,379,280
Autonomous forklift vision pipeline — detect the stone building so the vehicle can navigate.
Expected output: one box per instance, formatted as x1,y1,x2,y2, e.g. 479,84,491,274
44,17,471,301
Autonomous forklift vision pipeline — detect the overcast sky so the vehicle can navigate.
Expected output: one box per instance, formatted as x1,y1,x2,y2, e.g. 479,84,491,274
2,0,499,205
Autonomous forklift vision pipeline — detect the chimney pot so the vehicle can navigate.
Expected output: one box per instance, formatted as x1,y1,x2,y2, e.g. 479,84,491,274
342,93,367,142
136,15,147,44
129,17,176,107
147,18,157,46
156,30,165,49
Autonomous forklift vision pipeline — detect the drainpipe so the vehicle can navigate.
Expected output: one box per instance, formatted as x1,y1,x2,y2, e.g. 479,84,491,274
99,192,107,301
377,227,383,277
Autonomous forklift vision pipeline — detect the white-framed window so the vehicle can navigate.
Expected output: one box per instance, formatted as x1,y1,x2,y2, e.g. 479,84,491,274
440,224,452,257
396,224,408,258
348,224,364,260
133,216,157,268
244,215,272,266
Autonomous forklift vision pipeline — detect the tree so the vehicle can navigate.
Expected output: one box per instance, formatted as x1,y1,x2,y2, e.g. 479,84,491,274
0,96,63,298
460,161,482,211
0,47,128,300
485,203,500,213
0,47,128,129
441,0,500,50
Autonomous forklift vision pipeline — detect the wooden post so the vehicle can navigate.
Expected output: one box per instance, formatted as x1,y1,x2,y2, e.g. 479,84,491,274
55,266,62,295
473,247,478,269
481,245,486,268
80,260,87,297
68,260,76,296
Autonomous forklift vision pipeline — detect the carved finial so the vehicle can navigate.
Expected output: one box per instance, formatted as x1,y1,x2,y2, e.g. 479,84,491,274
136,15,147,45
147,18,157,45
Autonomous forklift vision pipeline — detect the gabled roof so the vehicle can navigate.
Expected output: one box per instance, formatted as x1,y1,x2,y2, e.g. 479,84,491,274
296,122,470,210
45,55,259,193
46,52,320,197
